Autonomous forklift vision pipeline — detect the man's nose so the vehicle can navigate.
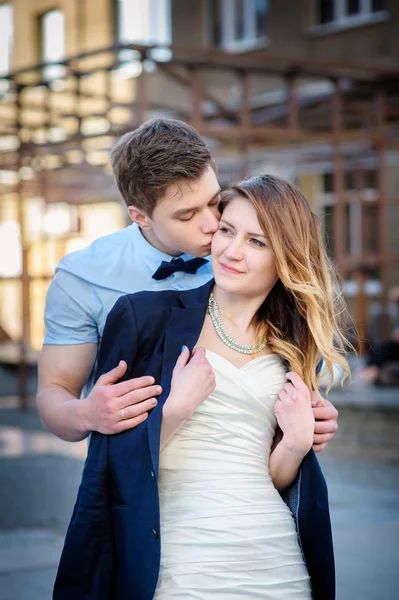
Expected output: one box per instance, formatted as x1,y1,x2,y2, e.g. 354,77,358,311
201,208,220,234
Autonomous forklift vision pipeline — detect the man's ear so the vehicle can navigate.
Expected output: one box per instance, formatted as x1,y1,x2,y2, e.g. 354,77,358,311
128,206,152,230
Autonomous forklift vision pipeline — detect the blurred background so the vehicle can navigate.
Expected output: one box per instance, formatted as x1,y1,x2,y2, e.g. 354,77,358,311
0,1,398,599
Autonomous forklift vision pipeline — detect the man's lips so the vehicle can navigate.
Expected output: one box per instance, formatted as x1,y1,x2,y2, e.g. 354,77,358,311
219,262,244,275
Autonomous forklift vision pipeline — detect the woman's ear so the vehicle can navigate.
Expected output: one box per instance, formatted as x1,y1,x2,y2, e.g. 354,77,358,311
128,205,152,230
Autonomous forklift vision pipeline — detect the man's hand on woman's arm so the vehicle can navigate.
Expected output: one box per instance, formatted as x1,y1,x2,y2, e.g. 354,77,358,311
311,391,339,452
36,344,162,442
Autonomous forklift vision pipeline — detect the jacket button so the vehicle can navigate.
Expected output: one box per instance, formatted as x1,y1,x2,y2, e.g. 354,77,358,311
151,470,156,481
151,528,159,540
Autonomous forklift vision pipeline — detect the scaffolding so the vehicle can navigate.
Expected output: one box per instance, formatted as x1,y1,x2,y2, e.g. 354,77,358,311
1,42,399,406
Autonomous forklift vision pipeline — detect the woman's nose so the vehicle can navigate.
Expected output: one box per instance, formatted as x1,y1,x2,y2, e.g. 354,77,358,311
224,238,244,261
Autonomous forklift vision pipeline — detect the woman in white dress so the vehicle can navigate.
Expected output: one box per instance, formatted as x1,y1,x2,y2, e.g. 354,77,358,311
55,175,351,600
152,175,351,599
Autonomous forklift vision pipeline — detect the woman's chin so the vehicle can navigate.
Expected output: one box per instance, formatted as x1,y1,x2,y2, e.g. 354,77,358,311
213,275,242,293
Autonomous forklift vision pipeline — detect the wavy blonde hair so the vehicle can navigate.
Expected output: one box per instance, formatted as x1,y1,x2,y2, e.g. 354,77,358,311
220,174,353,393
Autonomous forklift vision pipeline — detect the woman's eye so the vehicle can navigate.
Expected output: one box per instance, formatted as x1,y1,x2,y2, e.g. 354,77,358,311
220,226,233,235
250,238,265,247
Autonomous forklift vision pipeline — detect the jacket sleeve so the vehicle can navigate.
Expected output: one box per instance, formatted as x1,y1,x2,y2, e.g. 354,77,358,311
54,295,139,600
94,294,139,383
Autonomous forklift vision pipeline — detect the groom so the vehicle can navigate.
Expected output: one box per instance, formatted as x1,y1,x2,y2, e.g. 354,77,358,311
37,118,338,447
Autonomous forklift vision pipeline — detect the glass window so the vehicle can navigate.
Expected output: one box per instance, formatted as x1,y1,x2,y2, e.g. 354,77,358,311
211,0,223,45
316,0,388,26
363,205,379,253
323,172,334,193
233,0,245,41
365,169,377,189
344,171,355,191
216,0,268,50
115,0,171,64
372,0,386,11
323,205,335,259
41,10,65,81
346,0,361,15
255,0,268,38
318,0,335,24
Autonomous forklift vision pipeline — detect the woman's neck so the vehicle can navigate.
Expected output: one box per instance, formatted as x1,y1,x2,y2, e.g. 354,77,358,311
212,285,266,333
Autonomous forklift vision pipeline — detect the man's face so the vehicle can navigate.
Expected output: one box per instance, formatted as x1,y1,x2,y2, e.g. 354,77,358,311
131,166,221,257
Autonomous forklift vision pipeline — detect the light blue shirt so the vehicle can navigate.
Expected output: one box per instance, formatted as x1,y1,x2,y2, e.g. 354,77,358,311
44,223,213,395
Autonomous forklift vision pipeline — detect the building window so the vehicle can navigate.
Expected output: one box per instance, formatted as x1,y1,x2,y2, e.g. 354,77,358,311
322,169,377,193
315,0,388,30
323,203,380,258
40,9,66,82
114,0,171,72
321,169,380,258
0,3,13,90
214,0,268,51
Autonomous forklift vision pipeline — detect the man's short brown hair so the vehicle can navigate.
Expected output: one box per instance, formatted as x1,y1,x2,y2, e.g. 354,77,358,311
110,118,216,215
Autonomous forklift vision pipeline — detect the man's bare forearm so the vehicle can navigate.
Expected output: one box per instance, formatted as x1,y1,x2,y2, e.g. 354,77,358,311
36,387,90,442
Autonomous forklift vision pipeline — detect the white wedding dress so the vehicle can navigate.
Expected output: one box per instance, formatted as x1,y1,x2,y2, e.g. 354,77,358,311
153,350,311,599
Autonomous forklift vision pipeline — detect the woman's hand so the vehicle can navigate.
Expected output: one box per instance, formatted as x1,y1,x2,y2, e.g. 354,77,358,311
269,372,315,491
160,347,216,450
167,346,216,420
275,371,315,455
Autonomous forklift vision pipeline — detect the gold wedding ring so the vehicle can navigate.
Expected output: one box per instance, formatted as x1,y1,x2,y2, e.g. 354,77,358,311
121,407,127,420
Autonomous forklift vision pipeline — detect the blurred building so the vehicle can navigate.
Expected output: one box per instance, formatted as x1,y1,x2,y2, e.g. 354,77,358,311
0,0,398,378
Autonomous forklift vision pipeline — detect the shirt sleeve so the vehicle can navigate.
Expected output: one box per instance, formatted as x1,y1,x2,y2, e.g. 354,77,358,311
43,268,99,345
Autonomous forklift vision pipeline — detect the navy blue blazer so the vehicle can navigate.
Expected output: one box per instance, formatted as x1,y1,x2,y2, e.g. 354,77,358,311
54,280,335,600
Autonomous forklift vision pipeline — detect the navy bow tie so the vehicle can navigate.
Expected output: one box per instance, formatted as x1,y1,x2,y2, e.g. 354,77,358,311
152,257,208,281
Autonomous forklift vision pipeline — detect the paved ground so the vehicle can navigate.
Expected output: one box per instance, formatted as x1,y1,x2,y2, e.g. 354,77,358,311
0,394,398,600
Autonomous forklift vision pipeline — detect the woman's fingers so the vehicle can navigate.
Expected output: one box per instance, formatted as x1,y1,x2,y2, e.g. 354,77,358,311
283,382,296,397
285,371,309,395
277,389,290,404
173,346,191,374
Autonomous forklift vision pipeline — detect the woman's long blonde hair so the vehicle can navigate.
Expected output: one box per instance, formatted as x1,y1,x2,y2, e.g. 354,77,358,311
220,174,353,393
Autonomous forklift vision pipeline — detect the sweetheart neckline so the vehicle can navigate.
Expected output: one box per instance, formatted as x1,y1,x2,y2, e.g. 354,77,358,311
205,348,281,372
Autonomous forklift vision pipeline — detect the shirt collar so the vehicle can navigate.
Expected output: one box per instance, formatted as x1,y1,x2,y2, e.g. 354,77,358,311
130,222,209,273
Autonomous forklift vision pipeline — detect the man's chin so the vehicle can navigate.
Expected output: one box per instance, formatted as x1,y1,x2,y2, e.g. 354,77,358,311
195,248,212,258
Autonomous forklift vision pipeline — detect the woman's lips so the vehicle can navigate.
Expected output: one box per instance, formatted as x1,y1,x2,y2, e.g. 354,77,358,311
219,262,243,275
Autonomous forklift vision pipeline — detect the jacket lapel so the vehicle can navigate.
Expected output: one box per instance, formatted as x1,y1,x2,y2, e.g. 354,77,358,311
147,280,214,475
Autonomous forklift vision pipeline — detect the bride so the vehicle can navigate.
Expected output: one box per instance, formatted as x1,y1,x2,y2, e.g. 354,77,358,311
54,174,351,600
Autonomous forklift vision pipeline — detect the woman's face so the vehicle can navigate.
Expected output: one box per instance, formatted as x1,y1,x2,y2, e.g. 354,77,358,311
211,195,279,298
